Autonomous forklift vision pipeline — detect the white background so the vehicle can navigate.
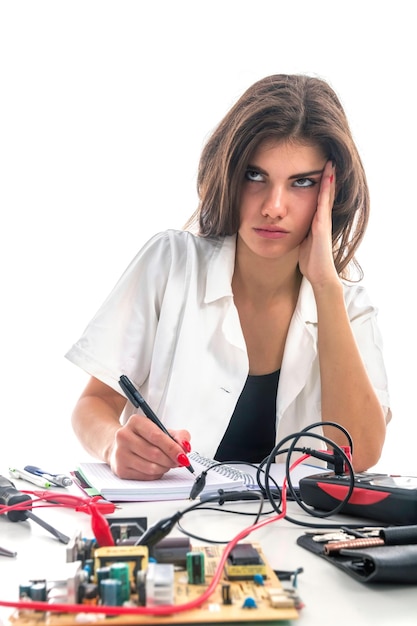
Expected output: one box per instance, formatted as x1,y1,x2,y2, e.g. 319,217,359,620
1,1,415,473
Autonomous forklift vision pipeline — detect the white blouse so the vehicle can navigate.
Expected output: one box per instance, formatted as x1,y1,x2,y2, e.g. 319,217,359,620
65,229,391,460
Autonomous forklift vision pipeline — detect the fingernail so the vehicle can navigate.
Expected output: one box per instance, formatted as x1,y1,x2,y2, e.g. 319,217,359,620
182,440,191,453
177,453,191,468
329,174,334,184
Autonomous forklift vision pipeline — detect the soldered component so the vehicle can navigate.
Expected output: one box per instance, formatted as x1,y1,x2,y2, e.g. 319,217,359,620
106,516,147,543
229,543,262,565
18,562,86,606
150,536,191,567
96,566,111,593
145,562,174,606
242,597,257,609
266,587,296,608
28,582,47,601
221,583,232,605
78,582,99,605
18,583,32,600
186,551,205,584
93,545,148,591
100,579,123,606
224,543,267,580
83,558,94,581
136,569,147,606
66,531,96,564
13,539,300,621
109,562,130,603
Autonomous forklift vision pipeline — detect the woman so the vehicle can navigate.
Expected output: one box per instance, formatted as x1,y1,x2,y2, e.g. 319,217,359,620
66,74,391,480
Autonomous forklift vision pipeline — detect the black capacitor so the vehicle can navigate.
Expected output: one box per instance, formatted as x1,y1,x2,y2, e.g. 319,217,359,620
79,582,99,605
136,569,147,606
221,583,232,605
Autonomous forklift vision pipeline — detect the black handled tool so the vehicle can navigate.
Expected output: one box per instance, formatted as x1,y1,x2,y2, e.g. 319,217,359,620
0,475,70,543
0,474,32,521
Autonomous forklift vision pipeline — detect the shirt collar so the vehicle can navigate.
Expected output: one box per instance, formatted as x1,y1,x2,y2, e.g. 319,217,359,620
205,235,237,303
296,277,318,324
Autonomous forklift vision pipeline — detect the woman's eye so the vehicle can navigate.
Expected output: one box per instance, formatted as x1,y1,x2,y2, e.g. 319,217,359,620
245,169,264,182
293,178,316,188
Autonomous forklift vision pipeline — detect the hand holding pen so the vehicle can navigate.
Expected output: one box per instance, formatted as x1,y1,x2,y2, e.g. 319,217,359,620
118,375,194,475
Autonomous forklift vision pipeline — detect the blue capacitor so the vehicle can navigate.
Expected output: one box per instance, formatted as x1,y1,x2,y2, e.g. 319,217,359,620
100,579,123,606
83,558,94,581
29,582,47,601
242,596,257,609
96,565,111,597
18,583,32,599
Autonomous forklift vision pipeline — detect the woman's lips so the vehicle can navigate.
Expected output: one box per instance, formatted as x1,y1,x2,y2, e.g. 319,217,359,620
254,227,289,239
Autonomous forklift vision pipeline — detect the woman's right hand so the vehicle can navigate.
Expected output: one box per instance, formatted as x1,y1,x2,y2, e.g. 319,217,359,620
108,415,192,480
71,376,192,481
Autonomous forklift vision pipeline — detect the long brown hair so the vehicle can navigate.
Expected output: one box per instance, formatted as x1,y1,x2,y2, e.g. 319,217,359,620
185,74,369,280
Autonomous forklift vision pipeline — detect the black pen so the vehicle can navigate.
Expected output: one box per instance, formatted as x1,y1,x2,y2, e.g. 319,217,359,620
118,375,194,474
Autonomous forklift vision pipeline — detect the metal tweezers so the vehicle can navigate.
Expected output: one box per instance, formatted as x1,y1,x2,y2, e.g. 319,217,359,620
0,545,17,557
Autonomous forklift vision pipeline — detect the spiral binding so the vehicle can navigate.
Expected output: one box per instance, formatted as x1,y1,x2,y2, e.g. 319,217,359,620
189,451,255,486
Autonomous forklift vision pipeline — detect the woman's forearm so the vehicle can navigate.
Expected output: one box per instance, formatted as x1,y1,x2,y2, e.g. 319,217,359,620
71,377,126,464
314,281,386,471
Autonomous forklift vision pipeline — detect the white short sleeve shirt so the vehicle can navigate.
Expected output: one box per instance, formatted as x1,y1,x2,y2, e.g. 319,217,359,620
65,229,391,459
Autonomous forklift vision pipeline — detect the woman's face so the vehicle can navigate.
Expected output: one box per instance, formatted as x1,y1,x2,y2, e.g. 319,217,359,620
237,139,327,261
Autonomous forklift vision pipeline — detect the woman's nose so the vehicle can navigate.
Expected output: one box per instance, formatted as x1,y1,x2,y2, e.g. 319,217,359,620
261,185,288,218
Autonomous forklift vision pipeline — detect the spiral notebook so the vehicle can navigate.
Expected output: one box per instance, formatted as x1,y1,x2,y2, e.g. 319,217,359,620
75,452,255,502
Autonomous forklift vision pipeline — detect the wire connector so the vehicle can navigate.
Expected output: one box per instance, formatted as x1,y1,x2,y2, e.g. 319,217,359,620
303,447,352,475
189,472,208,500
135,511,183,548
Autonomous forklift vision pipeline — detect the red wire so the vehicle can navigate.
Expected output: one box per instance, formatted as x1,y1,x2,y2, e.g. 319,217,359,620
0,456,309,617
0,491,116,516
88,505,115,546
0,492,117,547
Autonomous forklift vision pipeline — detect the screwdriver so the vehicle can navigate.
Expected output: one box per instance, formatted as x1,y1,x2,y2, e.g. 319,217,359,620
0,475,70,543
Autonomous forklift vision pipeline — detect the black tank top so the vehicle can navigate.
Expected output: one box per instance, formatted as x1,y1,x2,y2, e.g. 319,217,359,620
214,369,280,463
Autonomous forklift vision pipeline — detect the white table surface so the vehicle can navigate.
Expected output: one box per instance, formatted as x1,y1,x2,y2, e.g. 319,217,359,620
1,475,416,626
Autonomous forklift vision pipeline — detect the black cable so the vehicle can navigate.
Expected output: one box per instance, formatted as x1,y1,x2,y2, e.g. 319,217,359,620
257,422,354,518
289,437,354,517
135,490,269,547
176,490,269,544
139,422,381,547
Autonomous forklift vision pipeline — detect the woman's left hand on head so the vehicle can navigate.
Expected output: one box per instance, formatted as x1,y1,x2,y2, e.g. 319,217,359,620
298,159,338,288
